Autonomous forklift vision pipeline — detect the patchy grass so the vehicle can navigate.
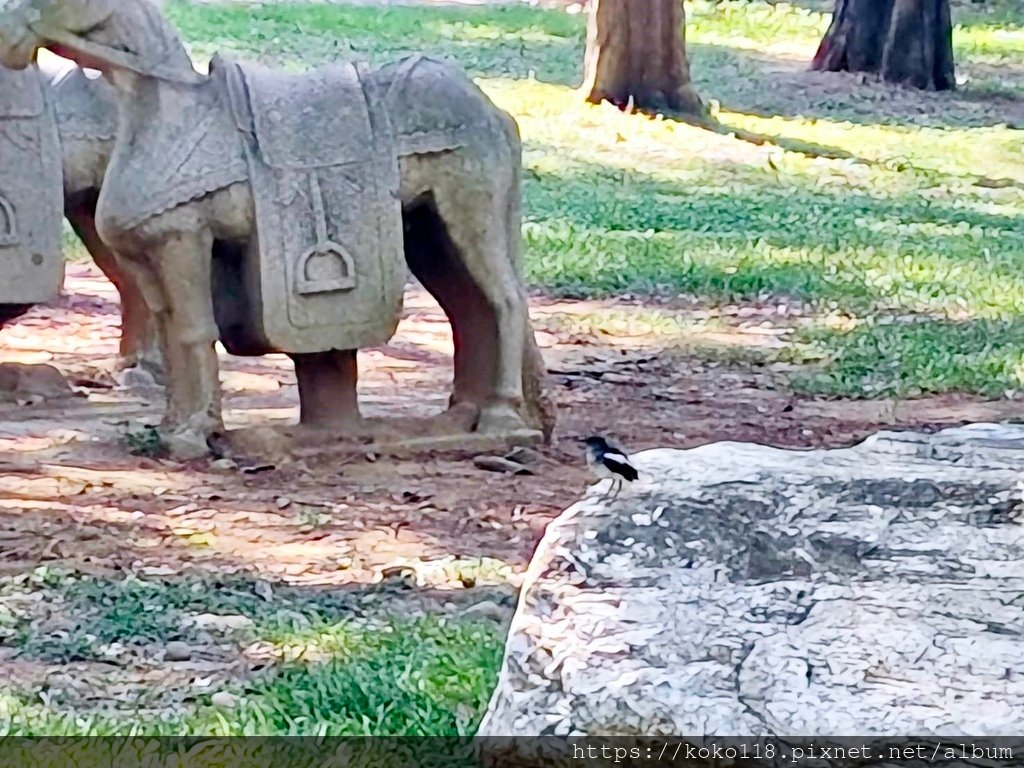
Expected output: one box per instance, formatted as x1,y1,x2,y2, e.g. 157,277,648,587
121,425,169,458
0,568,504,736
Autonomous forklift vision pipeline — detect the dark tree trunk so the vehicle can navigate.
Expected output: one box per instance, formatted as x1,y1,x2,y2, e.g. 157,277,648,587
582,0,703,115
812,0,955,90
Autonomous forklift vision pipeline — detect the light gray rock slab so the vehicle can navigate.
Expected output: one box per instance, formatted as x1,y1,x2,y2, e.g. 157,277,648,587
478,423,1024,739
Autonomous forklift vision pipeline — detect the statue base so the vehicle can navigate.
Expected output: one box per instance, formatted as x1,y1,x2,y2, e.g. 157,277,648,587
225,416,543,464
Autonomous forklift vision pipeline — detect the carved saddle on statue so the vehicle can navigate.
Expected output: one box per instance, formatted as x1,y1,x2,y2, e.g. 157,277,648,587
0,66,64,306
210,55,406,355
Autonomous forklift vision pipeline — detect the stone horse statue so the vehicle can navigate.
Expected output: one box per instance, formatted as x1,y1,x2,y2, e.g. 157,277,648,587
0,0,553,458
0,56,159,374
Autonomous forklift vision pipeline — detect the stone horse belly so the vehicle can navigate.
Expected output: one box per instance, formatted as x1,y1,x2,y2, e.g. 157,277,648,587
210,56,406,356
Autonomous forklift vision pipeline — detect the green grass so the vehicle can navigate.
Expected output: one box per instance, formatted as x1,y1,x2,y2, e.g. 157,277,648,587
0,569,504,736
167,0,582,81
789,316,1024,397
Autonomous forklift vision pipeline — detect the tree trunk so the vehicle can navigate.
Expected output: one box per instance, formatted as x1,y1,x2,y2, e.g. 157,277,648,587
581,0,703,116
812,0,955,91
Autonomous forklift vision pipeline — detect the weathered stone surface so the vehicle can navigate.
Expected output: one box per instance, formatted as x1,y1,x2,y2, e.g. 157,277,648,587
0,65,64,305
478,423,1024,740
213,55,405,354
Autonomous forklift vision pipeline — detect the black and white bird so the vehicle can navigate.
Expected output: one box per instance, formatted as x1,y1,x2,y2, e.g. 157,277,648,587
583,435,639,499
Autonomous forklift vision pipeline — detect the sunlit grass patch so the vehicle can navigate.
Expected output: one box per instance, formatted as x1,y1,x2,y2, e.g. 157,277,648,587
689,1,827,50
223,617,501,735
0,570,504,736
167,0,583,82
956,24,1024,62
789,315,1024,397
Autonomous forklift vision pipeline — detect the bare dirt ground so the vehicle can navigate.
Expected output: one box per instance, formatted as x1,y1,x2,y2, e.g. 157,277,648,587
1,264,1020,592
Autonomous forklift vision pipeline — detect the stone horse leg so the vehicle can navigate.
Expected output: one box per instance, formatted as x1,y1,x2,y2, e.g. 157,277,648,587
64,205,162,377
45,59,164,379
292,350,360,428
402,160,524,434
101,208,224,457
398,121,553,439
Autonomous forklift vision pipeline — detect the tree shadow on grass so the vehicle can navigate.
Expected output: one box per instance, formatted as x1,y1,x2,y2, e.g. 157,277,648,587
521,152,1024,398
615,103,861,163
688,43,1024,130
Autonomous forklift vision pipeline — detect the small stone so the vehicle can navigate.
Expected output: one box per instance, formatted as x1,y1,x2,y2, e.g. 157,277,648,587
210,458,237,472
275,496,291,509
182,613,254,632
254,580,274,602
463,600,507,622
473,455,533,475
115,365,160,391
241,463,275,475
379,564,418,587
600,372,633,385
505,446,541,466
164,641,192,662
211,691,237,709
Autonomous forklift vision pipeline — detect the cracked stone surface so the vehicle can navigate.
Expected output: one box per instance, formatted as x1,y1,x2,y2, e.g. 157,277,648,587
477,423,1024,737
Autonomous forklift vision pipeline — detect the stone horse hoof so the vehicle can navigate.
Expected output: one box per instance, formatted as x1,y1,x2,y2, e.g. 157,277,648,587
114,364,164,391
163,426,216,460
476,402,529,435
114,345,167,384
